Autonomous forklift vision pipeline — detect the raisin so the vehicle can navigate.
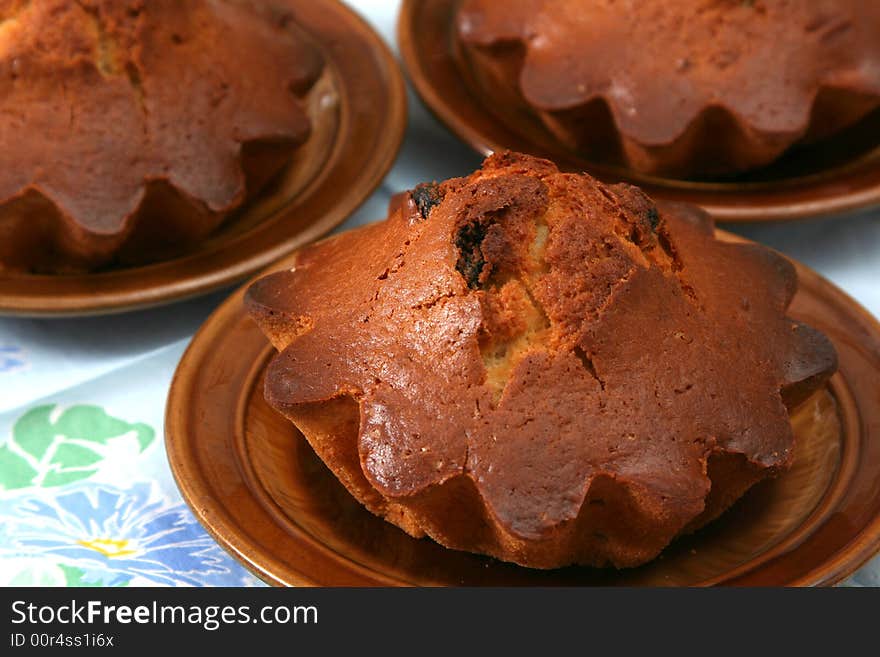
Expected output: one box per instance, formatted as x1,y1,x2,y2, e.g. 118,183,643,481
411,183,444,220
455,221,489,289
646,205,660,231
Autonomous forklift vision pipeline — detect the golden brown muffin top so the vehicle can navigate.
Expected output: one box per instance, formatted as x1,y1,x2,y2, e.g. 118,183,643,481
0,0,321,234
246,152,836,540
457,0,880,145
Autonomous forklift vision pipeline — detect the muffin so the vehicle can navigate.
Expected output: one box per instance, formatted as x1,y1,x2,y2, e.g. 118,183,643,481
455,0,880,177
245,152,837,569
0,0,323,273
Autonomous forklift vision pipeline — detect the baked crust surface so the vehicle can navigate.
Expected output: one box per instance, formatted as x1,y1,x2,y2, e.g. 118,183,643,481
456,0,880,176
247,152,837,568
0,0,322,272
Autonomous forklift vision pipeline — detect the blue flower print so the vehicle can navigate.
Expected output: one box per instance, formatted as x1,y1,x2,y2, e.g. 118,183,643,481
0,483,249,586
0,345,27,374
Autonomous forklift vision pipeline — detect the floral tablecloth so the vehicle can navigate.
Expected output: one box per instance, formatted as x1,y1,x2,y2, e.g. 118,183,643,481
1,1,878,588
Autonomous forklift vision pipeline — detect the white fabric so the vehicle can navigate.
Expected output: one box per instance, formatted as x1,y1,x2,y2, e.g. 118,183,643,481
0,0,876,586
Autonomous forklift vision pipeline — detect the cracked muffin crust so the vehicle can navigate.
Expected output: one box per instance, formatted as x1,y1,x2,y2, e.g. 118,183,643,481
0,0,322,272
456,0,880,177
246,152,838,569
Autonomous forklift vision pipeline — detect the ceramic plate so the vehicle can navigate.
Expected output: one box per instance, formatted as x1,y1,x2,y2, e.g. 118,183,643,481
0,0,406,317
166,227,880,586
398,0,880,224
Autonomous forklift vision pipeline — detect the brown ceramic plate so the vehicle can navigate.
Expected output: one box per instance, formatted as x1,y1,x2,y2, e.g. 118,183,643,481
166,226,880,586
398,0,880,223
0,0,406,317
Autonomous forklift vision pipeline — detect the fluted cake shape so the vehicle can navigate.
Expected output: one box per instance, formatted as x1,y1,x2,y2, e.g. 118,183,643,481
0,0,322,272
246,152,838,568
456,0,880,177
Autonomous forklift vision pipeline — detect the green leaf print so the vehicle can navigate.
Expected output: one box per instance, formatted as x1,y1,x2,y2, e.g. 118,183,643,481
0,404,155,491
0,445,35,490
39,468,99,488
12,405,56,461
59,564,129,588
50,441,105,468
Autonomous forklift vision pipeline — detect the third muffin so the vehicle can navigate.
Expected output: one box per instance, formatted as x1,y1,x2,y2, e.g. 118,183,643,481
456,0,880,177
